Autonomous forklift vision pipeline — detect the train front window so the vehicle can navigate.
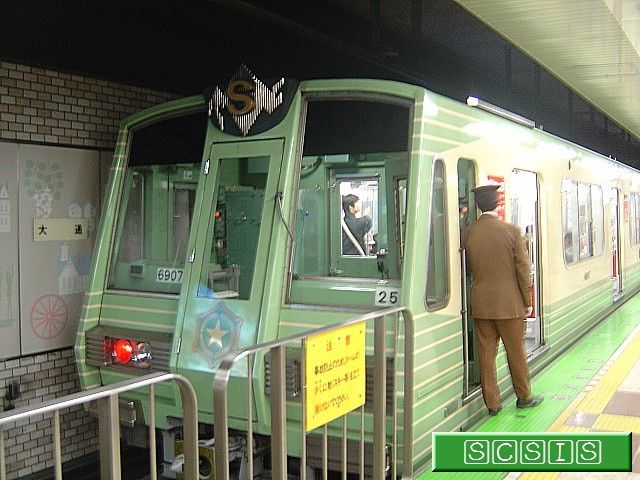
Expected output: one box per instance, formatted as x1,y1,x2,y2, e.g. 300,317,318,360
290,96,411,306
107,110,207,294
197,156,270,300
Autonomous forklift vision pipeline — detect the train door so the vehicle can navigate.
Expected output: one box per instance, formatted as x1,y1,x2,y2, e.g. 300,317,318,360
610,187,623,299
510,169,542,354
458,159,480,399
176,139,283,415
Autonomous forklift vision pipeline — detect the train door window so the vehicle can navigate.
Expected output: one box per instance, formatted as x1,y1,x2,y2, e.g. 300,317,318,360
578,183,594,259
561,179,604,264
426,159,448,309
107,110,207,294
396,177,408,264
174,184,196,261
197,156,271,300
289,96,411,307
591,185,604,256
631,192,640,245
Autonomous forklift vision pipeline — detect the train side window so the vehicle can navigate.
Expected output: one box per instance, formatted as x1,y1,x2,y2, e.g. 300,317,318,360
631,192,640,245
107,110,207,294
561,178,604,264
591,185,604,256
426,159,449,309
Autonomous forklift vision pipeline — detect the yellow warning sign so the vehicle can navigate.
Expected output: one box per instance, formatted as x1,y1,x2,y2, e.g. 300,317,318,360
305,321,366,432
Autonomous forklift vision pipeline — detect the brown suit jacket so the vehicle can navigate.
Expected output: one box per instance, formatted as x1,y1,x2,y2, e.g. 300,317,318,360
461,213,532,319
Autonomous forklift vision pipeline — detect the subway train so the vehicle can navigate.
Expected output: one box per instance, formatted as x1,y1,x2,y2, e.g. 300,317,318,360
74,64,640,476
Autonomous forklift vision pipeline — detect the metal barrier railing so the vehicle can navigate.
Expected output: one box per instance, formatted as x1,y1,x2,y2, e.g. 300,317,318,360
213,306,414,480
0,372,198,480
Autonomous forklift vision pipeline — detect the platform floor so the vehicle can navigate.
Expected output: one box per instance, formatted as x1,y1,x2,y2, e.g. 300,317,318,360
421,293,640,479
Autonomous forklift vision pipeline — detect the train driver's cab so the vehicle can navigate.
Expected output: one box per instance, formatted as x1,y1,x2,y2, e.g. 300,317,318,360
288,96,411,309
106,110,208,296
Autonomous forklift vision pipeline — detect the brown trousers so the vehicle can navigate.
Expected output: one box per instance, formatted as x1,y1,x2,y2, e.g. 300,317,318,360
474,317,531,410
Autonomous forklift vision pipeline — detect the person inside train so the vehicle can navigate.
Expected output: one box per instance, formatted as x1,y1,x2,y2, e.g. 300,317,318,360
341,194,372,256
461,184,544,416
564,232,574,264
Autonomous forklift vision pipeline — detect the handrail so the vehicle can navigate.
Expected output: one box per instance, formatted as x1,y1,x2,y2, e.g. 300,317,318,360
0,372,198,480
213,306,414,480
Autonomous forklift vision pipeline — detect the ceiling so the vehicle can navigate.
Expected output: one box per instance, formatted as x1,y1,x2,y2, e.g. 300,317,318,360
454,0,640,159
1,0,639,167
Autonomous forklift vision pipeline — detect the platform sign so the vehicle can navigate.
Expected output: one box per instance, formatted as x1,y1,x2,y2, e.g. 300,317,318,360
305,321,366,432
33,218,87,242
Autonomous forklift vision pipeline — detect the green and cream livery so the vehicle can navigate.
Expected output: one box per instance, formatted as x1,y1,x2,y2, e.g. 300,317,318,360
75,65,640,476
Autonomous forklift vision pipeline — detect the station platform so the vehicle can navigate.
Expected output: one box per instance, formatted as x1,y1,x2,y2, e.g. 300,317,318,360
423,294,640,479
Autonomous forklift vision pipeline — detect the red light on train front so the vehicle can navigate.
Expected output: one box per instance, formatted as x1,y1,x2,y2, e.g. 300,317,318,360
113,339,133,364
103,336,153,368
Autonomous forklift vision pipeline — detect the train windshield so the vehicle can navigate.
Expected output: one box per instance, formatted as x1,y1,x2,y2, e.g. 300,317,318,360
107,110,208,294
292,97,410,291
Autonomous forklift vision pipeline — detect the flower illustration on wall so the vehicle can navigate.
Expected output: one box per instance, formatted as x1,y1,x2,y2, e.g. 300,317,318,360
23,160,64,218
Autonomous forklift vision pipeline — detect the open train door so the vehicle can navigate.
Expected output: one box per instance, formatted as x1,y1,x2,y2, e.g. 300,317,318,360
458,159,481,400
510,169,542,355
610,187,623,300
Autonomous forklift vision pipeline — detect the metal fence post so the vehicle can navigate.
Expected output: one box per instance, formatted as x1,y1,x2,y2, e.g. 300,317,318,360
373,315,387,479
270,345,288,480
98,395,122,480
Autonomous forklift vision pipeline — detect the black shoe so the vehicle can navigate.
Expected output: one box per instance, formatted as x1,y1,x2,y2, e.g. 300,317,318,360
516,395,544,409
488,405,503,416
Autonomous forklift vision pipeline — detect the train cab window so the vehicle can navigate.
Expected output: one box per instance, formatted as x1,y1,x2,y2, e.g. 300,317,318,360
107,110,207,294
426,159,448,309
197,156,270,300
561,179,604,265
289,96,411,307
631,192,640,245
339,177,378,257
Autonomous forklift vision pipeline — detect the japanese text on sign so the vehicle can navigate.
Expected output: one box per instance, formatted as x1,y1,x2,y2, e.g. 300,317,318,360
34,218,88,242
305,321,366,432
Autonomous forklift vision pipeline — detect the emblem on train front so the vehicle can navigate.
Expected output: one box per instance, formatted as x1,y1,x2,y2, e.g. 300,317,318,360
193,302,244,368
207,64,285,136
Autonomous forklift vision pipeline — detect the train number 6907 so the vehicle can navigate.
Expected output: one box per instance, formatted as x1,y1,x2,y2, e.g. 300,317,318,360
156,268,184,283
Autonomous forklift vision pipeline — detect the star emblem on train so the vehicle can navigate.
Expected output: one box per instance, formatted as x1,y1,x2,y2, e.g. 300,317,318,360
194,302,244,368
207,64,285,136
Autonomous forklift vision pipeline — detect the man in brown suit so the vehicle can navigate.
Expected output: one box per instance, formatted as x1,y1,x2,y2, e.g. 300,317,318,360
461,184,543,416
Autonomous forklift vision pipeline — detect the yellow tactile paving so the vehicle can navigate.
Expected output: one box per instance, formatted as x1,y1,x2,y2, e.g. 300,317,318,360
518,472,560,480
548,409,575,431
592,414,640,433
574,330,640,415
514,326,640,480
556,426,591,433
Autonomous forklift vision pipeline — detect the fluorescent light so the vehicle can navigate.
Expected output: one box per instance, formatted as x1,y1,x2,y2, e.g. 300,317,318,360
466,96,535,129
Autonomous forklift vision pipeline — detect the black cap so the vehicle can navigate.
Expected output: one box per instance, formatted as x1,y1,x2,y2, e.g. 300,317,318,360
472,184,501,212
471,184,501,194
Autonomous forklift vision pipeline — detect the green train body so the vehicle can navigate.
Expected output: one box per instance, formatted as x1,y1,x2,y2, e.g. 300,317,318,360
74,66,640,475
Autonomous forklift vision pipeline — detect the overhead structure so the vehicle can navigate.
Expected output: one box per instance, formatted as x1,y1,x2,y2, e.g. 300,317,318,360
454,0,640,142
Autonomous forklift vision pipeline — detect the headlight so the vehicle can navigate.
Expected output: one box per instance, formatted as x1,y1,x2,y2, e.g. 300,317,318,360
108,337,152,368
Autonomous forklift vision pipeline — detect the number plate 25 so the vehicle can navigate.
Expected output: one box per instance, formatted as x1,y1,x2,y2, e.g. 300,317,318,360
375,287,400,306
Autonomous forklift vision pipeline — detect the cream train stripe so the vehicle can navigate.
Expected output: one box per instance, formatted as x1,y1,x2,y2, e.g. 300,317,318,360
97,318,176,331
100,304,178,315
